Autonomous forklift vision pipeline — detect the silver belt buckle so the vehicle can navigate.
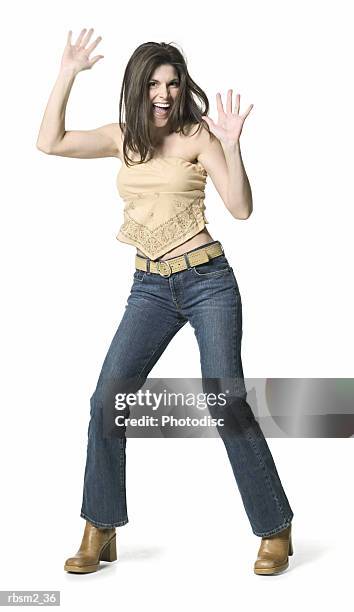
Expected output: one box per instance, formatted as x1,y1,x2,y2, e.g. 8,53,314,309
157,260,172,277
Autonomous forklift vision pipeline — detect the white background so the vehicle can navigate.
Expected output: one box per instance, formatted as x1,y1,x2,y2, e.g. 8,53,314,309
1,0,353,609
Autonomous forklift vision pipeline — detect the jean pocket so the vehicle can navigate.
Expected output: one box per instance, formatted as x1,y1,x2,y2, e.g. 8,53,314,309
191,255,232,278
133,269,146,282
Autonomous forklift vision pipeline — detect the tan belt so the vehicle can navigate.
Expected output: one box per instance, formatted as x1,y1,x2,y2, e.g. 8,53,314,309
135,241,224,278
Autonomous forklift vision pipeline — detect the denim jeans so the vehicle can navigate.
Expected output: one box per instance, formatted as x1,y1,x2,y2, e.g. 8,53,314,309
80,240,294,537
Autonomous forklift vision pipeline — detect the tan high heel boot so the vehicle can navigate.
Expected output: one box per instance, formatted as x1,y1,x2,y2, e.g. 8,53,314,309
254,524,293,575
64,520,117,573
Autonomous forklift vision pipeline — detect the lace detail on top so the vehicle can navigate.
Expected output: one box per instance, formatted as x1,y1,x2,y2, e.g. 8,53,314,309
115,156,209,260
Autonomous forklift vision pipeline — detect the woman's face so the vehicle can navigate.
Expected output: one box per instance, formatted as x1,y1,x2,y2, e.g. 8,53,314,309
148,63,180,125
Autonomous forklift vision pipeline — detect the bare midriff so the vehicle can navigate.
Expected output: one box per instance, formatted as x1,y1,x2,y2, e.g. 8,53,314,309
136,227,215,261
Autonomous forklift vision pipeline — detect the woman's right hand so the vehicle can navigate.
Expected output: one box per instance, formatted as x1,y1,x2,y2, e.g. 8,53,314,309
60,28,104,75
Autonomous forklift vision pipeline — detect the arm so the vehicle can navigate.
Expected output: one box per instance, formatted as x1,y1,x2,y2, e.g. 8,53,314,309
36,28,120,159
221,141,253,219
198,129,252,220
199,90,254,220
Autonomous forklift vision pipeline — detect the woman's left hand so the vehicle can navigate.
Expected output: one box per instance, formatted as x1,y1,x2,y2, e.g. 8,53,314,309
202,90,253,147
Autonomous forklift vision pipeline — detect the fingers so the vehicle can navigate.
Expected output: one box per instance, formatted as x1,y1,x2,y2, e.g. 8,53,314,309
87,36,102,54
74,28,87,47
70,28,102,53
216,92,225,116
226,89,233,114
227,90,240,114
203,115,216,128
89,55,104,68
216,89,253,118
241,104,254,119
234,93,240,114
81,28,94,47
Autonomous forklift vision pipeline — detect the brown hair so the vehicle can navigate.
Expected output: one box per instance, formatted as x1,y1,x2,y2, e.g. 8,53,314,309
118,41,212,167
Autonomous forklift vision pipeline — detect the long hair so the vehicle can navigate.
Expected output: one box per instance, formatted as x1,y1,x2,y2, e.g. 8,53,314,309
118,41,212,167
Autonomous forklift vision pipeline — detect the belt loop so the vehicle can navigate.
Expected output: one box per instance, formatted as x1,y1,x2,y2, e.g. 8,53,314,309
146,259,151,274
183,253,191,269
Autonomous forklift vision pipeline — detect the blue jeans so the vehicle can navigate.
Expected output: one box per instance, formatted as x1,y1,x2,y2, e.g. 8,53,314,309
80,240,294,536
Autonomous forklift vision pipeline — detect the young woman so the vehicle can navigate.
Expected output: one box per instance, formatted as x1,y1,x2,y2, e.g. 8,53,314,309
37,28,294,575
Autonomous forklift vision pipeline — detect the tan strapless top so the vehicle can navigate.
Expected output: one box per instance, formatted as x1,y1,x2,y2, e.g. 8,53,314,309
115,156,209,260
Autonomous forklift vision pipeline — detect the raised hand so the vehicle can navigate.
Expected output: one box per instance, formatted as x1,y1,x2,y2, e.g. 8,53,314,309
60,28,104,75
202,90,253,146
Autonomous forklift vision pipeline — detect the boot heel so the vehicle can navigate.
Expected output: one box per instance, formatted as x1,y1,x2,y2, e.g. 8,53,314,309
288,533,293,556
100,535,117,562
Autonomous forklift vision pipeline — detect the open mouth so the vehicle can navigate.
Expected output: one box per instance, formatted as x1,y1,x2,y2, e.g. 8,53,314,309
152,102,171,117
